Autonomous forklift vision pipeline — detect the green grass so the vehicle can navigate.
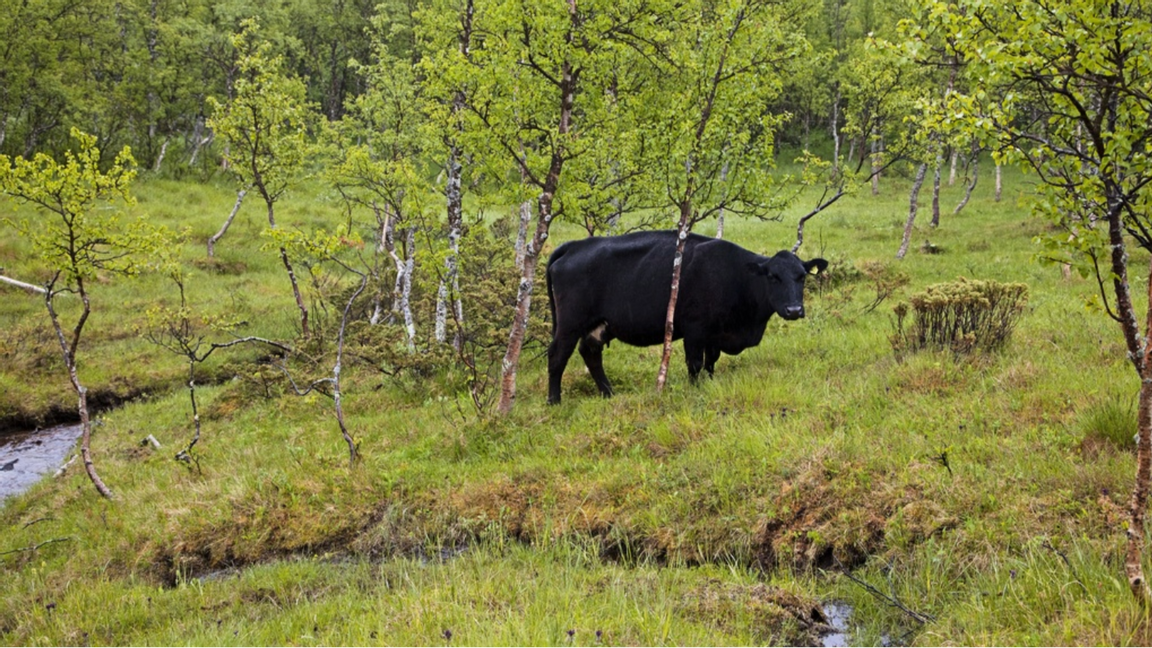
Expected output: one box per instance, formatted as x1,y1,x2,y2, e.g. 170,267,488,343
2,164,1151,645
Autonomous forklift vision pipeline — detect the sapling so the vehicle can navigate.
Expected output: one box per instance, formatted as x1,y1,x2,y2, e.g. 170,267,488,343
142,250,291,470
0,128,169,499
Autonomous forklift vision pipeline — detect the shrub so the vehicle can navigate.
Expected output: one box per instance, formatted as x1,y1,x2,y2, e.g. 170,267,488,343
891,277,1029,355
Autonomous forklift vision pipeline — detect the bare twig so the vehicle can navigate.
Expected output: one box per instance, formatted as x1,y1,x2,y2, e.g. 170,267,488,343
835,559,935,625
21,517,55,529
1041,539,1090,595
0,537,73,556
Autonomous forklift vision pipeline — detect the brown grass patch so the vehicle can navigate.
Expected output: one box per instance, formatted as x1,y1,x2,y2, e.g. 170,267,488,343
755,455,951,571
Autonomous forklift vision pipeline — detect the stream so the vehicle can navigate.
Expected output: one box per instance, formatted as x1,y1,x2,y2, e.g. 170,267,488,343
0,423,83,502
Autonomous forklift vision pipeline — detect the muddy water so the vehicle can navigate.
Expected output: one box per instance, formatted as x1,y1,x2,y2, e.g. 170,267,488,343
0,424,83,502
821,601,852,647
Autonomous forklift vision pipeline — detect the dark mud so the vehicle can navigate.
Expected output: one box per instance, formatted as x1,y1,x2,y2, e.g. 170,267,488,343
0,424,82,502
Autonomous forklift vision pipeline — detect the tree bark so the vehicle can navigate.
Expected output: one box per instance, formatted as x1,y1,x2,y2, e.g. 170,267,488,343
948,148,958,185
434,4,473,349
871,126,882,195
1105,202,1152,603
207,187,247,257
953,148,979,215
656,217,691,392
995,162,1002,202
896,162,928,259
45,281,112,499
497,194,555,414
830,86,841,176
930,146,943,227
261,197,309,338
436,144,466,349
0,273,48,294
496,1,576,415
515,198,531,270
152,138,169,173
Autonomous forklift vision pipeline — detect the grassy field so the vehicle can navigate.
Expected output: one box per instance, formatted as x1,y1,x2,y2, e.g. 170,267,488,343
2,164,1151,645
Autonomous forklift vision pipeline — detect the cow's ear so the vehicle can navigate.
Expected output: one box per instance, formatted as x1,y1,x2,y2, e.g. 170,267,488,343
805,258,829,275
746,261,770,276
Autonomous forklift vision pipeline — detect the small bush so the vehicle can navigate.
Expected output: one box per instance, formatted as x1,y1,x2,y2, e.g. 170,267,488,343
891,277,1029,355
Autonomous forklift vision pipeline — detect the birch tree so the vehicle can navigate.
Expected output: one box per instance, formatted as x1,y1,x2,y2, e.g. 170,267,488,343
441,0,651,414
209,18,314,337
0,129,168,499
642,0,807,392
921,0,1152,602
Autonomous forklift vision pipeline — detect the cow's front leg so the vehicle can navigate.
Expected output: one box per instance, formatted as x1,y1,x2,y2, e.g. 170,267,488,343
684,339,705,382
578,337,614,397
704,346,721,377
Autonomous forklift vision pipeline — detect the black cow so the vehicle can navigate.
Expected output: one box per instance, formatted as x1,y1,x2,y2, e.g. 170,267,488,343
545,230,827,404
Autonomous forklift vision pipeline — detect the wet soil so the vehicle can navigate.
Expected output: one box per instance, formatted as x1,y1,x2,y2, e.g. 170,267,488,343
0,424,82,502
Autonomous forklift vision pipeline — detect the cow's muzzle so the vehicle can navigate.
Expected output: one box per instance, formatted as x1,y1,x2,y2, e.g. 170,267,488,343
781,306,805,320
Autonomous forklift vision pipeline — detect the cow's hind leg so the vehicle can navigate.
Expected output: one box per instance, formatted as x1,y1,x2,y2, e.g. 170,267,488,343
684,339,705,383
578,336,614,397
548,334,580,405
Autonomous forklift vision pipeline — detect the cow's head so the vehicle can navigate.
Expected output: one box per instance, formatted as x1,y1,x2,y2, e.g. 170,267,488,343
748,251,828,320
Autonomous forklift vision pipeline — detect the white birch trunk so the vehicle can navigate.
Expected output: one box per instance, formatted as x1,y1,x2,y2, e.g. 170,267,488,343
152,138,169,173
870,126,882,195
896,162,929,259
207,187,247,257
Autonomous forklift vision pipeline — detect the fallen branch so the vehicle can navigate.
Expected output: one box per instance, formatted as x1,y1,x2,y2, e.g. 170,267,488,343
1042,539,1090,595
54,453,77,478
0,273,48,295
22,517,55,529
0,537,73,556
836,559,935,625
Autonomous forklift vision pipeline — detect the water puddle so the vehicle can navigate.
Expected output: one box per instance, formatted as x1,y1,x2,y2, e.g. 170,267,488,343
821,601,852,647
0,424,83,502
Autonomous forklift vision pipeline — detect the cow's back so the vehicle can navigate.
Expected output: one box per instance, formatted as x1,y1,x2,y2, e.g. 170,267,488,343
547,231,731,346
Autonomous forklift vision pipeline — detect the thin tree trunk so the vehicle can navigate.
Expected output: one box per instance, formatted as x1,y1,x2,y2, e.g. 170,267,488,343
400,228,417,351
207,187,248,257
830,87,841,176
896,162,928,259
871,126,882,195
188,116,212,166
953,148,979,215
435,0,473,347
264,199,309,337
333,273,369,466
1106,203,1152,603
930,146,943,227
152,138,169,173
369,203,388,326
436,144,466,348
715,158,730,240
496,2,575,415
515,199,531,270
656,216,691,392
948,148,959,185
45,283,112,499
497,196,554,414
995,162,1002,202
